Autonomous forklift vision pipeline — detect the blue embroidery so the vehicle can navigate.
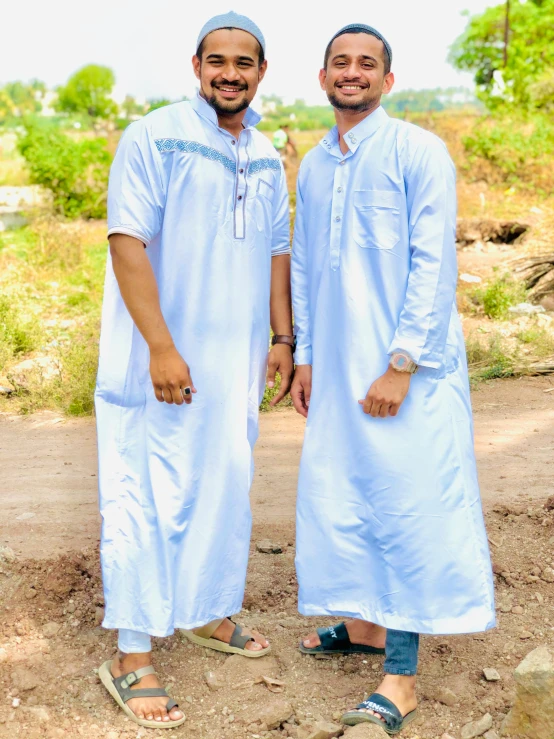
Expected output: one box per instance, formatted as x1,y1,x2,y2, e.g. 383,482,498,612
154,139,280,176
248,157,281,175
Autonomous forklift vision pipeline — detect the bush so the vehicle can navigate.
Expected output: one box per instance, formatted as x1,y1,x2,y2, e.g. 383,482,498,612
465,331,516,381
463,113,554,191
0,296,38,371
472,273,527,320
18,123,111,219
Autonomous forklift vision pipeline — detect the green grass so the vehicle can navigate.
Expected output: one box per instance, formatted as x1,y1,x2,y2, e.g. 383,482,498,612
470,271,528,320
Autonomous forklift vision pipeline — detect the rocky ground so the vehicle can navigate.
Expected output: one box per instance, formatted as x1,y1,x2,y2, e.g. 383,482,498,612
1,380,554,739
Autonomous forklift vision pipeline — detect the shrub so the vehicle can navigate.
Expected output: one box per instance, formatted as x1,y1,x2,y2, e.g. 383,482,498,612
472,273,527,320
0,296,38,371
18,123,111,219
465,331,516,382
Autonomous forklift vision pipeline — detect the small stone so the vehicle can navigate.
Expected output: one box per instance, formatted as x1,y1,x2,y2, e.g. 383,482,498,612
204,670,223,690
106,732,119,739
441,735,457,739
511,606,524,615
11,667,40,692
483,731,499,739
0,648,7,663
535,592,544,604
460,712,493,739
24,706,50,722
483,668,501,682
42,622,61,638
298,721,343,739
185,695,193,704
343,724,388,737
94,607,105,625
520,630,534,639
541,567,554,583
256,540,283,554
246,698,293,730
12,698,20,708
501,646,554,739
0,546,16,563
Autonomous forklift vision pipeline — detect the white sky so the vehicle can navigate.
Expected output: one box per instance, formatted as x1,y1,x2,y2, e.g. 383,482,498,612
2,0,500,105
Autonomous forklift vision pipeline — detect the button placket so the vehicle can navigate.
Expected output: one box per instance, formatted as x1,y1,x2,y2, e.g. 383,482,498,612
234,132,249,240
330,159,347,270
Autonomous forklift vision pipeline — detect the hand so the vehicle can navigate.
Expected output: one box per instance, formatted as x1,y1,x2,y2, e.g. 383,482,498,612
290,364,312,418
149,345,197,405
266,344,294,406
359,366,411,418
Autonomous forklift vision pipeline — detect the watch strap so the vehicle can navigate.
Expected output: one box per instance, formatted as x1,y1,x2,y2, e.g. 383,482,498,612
272,335,296,349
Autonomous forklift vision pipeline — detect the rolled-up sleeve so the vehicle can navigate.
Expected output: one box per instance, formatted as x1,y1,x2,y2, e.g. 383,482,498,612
271,164,291,256
388,137,458,369
107,121,166,246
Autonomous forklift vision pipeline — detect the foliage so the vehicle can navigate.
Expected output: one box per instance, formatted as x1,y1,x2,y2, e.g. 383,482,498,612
0,79,45,124
384,87,481,115
471,272,527,319
259,96,336,131
465,330,516,381
56,64,118,120
450,0,554,112
462,112,554,190
18,122,111,219
0,296,38,370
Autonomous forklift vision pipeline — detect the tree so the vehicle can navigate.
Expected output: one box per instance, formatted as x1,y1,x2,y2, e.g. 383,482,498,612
121,95,145,119
56,65,117,120
449,0,554,111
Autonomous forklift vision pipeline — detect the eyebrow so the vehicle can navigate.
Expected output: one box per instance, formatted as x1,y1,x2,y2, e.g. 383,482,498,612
205,53,256,62
332,53,378,64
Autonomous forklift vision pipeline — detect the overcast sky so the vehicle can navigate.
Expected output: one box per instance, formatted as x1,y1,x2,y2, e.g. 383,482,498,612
2,0,500,105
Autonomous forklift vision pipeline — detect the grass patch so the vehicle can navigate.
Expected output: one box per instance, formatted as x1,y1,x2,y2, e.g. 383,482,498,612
466,330,517,382
470,272,528,320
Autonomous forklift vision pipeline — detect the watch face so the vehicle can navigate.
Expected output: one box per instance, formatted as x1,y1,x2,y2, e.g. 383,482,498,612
395,355,408,369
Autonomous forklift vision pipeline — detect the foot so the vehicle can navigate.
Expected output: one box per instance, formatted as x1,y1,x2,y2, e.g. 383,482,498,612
208,618,269,653
302,619,386,651
110,652,184,723
355,674,417,723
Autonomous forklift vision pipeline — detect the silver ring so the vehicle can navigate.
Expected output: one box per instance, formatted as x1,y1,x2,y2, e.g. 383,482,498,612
182,386,192,396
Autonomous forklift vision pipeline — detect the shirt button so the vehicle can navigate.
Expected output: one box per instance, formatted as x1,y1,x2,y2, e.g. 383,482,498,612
351,137,357,144
335,216,341,222
337,186,343,193
237,195,243,201
340,160,346,166
239,168,244,174
231,140,236,145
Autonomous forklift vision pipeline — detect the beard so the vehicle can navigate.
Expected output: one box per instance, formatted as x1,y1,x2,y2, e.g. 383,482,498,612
206,82,250,116
327,87,379,113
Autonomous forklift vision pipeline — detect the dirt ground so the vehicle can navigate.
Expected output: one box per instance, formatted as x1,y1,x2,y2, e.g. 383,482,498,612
1,377,554,739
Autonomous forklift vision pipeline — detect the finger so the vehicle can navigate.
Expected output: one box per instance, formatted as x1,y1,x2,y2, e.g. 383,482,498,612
266,361,277,389
271,371,292,406
304,382,311,408
389,403,400,417
291,384,308,418
370,402,381,418
169,383,184,405
154,386,164,403
379,403,391,418
162,387,174,404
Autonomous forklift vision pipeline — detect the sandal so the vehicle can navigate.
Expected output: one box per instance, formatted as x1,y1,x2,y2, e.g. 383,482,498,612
181,618,271,658
341,692,418,735
99,660,186,729
299,622,385,656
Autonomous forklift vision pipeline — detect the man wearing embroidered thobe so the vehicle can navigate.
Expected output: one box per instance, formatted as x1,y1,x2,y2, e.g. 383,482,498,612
291,25,495,734
95,12,294,727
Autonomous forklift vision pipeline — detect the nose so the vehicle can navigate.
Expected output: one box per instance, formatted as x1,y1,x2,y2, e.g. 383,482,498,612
221,62,241,82
342,63,362,79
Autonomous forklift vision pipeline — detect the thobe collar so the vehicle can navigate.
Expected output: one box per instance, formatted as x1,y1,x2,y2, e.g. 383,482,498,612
320,104,389,156
190,91,262,131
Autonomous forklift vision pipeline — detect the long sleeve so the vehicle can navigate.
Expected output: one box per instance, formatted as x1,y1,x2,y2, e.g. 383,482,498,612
291,174,312,365
107,120,166,246
271,164,291,256
388,136,458,369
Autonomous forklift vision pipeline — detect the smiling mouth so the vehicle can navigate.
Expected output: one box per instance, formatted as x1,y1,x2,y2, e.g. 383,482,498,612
215,86,246,94
337,84,367,92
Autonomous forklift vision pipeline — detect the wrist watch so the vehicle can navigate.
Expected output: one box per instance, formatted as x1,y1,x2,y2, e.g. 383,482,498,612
272,334,297,352
389,351,418,374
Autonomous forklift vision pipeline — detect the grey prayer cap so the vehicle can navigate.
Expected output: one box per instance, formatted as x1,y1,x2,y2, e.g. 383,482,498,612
328,23,392,67
197,11,266,56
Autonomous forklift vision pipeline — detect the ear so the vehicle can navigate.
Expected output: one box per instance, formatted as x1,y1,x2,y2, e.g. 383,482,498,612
319,67,327,91
192,55,201,81
382,71,395,95
258,59,268,83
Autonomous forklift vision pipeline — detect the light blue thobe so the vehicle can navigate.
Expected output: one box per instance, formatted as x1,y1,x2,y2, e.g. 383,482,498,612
95,94,290,636
292,106,495,635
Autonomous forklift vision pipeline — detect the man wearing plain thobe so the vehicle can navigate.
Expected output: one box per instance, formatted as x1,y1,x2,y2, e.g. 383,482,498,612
291,24,495,734
95,12,294,728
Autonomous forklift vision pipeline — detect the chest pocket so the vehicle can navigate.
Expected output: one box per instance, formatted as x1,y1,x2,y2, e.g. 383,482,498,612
254,177,275,233
353,190,401,250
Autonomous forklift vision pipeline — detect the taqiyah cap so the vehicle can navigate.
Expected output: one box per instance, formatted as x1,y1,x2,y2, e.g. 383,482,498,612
197,11,266,55
328,23,392,67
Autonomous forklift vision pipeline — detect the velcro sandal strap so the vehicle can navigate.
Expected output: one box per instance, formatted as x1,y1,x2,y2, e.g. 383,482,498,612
121,687,169,703
165,699,179,712
113,665,157,702
357,693,402,732
229,624,255,650
317,622,351,651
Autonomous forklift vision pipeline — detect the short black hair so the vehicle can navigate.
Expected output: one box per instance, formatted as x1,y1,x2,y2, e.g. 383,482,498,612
196,28,265,65
324,30,391,75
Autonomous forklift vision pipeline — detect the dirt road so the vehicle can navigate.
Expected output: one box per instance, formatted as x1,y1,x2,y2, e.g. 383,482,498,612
0,376,553,739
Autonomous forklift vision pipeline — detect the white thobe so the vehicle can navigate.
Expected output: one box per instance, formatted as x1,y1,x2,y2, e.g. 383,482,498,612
95,94,290,636
292,106,495,635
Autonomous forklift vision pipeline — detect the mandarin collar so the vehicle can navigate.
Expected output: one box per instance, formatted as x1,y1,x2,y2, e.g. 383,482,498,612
319,105,388,155
190,91,262,129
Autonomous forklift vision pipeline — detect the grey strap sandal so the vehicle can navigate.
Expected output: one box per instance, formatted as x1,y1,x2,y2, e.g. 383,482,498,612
341,693,418,735
99,661,186,729
182,618,271,658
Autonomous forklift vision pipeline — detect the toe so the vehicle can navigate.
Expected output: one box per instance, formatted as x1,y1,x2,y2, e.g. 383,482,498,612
303,633,320,648
169,707,183,721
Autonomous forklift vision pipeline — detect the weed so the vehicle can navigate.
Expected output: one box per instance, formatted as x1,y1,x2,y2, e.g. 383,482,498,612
471,272,527,320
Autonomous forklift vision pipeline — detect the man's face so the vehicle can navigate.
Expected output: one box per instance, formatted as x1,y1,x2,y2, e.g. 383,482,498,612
320,33,394,113
193,29,267,116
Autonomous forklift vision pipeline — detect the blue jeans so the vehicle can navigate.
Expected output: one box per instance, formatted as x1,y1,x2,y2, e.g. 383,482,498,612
384,629,419,676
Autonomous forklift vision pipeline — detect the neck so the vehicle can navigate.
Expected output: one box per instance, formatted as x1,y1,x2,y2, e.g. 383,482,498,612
216,110,247,137
335,99,381,151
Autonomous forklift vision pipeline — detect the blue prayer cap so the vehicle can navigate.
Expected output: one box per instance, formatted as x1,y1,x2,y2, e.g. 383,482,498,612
197,11,266,56
327,24,392,68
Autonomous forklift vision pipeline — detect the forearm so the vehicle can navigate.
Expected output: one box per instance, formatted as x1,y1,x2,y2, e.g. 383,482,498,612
109,233,174,354
270,254,293,336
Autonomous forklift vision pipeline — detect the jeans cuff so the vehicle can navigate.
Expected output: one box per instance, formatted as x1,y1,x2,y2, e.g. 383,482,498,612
384,668,417,676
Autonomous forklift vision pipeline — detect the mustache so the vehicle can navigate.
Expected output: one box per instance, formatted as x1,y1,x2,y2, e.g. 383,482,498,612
212,80,248,91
